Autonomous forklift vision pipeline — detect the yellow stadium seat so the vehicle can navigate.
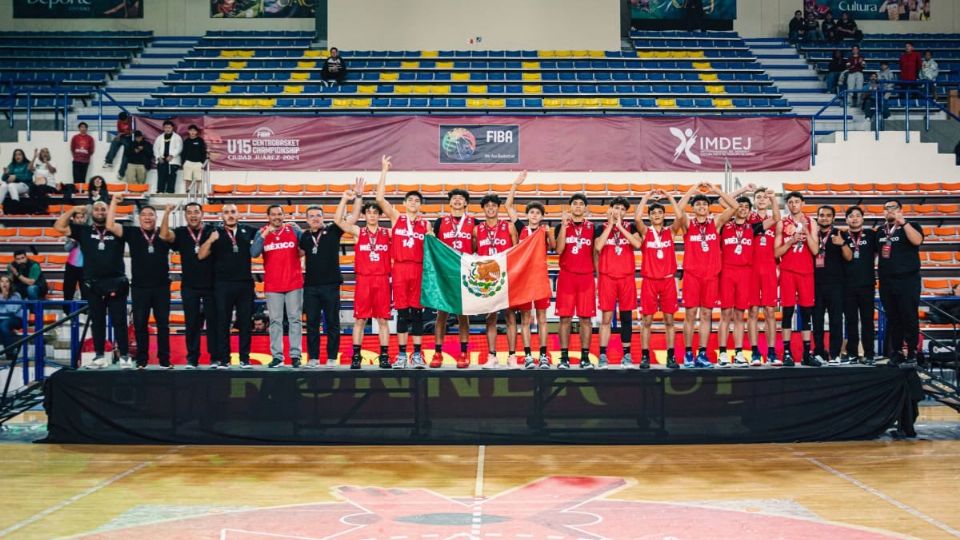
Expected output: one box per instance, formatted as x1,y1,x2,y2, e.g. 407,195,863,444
601,98,620,107
452,72,471,81
467,98,484,108
421,50,438,58
332,98,351,108
468,84,487,94
699,73,719,81
537,50,556,58
637,51,654,58
227,61,247,69
572,50,588,57
581,98,601,108
235,50,255,58
705,85,726,94
219,72,239,81
436,61,454,69
562,98,583,107
217,98,238,107
283,85,304,94
656,98,677,108
522,61,540,69
392,85,412,94
713,98,734,108
430,85,450,94
211,85,231,94
220,50,237,58
413,85,431,94
555,50,572,57
653,51,670,58
543,98,561,107
523,85,542,94
380,72,400,81
290,72,310,80
486,98,506,108
303,50,325,58
296,61,315,69
692,61,713,70
401,61,419,69
237,98,256,107
522,72,541,81
687,50,705,58
256,98,276,108
351,98,372,108
588,50,605,58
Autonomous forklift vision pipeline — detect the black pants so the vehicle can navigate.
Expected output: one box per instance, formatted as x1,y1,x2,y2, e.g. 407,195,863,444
87,279,128,357
131,284,170,367
879,273,921,360
156,162,179,193
844,285,876,358
214,281,253,364
304,284,341,361
62,263,87,312
182,286,216,365
72,161,89,185
813,281,844,358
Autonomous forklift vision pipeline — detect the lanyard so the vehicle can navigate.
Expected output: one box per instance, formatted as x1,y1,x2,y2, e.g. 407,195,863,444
850,229,862,256
225,226,238,250
187,225,203,247
818,226,832,255
141,228,157,251
453,214,468,238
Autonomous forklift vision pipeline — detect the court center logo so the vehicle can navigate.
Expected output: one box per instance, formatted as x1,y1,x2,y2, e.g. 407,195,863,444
462,259,505,298
670,127,702,165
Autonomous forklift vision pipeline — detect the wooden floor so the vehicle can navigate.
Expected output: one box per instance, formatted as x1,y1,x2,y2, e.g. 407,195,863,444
1,409,958,540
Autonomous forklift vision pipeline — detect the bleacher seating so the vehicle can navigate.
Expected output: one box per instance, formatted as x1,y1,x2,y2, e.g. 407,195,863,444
139,30,791,115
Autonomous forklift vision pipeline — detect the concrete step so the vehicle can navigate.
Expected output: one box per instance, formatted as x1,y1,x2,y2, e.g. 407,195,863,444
123,67,171,76
776,80,826,90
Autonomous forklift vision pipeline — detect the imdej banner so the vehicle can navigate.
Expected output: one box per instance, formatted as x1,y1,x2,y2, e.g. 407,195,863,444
807,0,931,21
631,0,736,20
13,0,144,18
211,0,315,18
135,115,811,172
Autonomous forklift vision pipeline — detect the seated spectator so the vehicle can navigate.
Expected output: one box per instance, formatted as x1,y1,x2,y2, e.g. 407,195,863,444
0,275,23,362
788,10,804,44
825,49,845,94
821,12,839,42
836,11,863,41
845,45,865,106
103,111,133,179
7,249,47,300
29,147,59,214
87,175,111,205
1,149,33,208
123,130,153,185
877,62,895,97
899,42,922,84
321,47,347,86
803,13,824,42
921,50,939,98
862,73,891,124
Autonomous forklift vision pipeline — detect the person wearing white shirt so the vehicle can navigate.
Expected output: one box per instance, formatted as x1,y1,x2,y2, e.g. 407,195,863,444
152,120,183,194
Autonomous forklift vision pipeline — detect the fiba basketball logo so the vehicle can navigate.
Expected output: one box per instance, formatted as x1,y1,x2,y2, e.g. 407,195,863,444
670,127,702,165
441,128,477,161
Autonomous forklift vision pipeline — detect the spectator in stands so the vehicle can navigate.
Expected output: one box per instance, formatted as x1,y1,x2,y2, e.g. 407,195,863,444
1,149,32,208
862,72,891,124
103,112,133,180
181,125,207,196
69,122,95,203
30,148,57,187
62,206,88,311
921,50,939,98
877,199,924,366
7,250,47,301
877,62,895,97
153,120,182,194
803,13,823,42
87,175,111,205
788,10,805,44
824,50,845,94
845,46,865,107
123,130,152,185
0,275,22,362
821,12,839,42
836,11,862,41
321,47,347,86
899,42,922,85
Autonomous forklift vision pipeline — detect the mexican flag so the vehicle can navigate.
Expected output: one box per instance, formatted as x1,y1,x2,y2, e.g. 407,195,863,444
421,227,551,315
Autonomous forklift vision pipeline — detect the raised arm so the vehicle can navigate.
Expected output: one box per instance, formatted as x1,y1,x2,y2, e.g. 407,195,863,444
554,210,570,256
673,183,701,233
711,185,738,228
197,229,218,260
159,203,175,242
54,206,83,236
896,209,924,246
336,187,363,236
594,209,618,253
375,155,400,224
105,195,124,237
505,170,526,223
634,191,651,237
774,221,789,257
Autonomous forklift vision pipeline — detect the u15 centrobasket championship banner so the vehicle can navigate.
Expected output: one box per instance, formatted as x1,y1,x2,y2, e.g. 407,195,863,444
135,115,811,172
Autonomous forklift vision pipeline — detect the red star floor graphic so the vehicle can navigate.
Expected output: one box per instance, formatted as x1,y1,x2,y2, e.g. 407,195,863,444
73,476,902,539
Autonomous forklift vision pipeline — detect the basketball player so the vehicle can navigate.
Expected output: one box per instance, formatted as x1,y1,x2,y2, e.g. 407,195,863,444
554,193,596,369
474,186,519,369
432,188,475,368
594,197,641,369
717,195,756,367
774,191,820,367
747,187,780,366
636,188,688,369
506,173,555,369
375,155,428,369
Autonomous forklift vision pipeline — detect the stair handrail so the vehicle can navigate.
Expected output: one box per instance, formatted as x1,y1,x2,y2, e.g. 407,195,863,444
919,296,960,369
97,89,133,142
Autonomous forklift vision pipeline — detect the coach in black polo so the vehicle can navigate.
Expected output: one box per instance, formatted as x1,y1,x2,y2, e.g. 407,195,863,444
53,200,130,369
876,199,924,366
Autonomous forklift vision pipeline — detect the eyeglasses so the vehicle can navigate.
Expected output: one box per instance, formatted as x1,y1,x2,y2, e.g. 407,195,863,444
883,205,899,210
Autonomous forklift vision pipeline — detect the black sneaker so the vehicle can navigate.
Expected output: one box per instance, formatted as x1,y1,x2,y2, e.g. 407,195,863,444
186,360,198,369
802,352,822,367
291,357,301,369
579,357,594,369
239,358,252,369
350,354,362,369
639,356,650,370
378,355,392,369
268,357,284,368
666,357,679,369
783,352,796,367
558,358,570,370
218,361,230,369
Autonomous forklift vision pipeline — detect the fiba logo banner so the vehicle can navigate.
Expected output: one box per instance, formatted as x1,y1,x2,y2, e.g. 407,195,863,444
225,127,301,163
439,125,519,164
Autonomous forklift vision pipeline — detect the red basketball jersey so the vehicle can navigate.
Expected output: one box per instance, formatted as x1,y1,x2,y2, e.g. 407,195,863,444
720,219,753,268
260,224,304,293
435,215,475,254
683,218,721,277
557,220,595,274
598,223,636,278
641,226,677,279
476,219,514,256
391,214,428,263
751,212,776,268
779,216,814,274
355,226,391,276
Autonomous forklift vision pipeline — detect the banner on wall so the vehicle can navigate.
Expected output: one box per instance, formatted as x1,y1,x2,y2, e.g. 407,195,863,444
211,0,315,18
13,0,144,18
806,0,931,21
135,115,811,172
631,0,736,20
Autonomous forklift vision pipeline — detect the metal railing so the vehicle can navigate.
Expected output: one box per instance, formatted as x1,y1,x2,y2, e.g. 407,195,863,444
0,86,74,142
96,88,132,141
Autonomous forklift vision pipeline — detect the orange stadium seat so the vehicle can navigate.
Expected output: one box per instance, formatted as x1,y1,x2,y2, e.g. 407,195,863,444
583,183,606,194
560,182,584,194
0,255,12,264
421,184,444,195
489,184,511,193
259,185,280,194
115,206,134,216
933,226,958,239
515,183,537,194
327,183,350,194
18,228,42,238
47,254,68,265
250,204,269,214
421,203,441,214
170,281,182,292
918,182,941,192
922,278,952,294
928,252,954,265
606,183,630,195
127,184,149,194
806,183,828,192
398,183,420,194
874,183,897,193
782,182,804,192
864,204,884,215
587,204,607,215
913,204,935,215
537,183,560,196
829,183,852,193
105,182,125,192
936,204,958,215
235,184,257,194
896,182,918,192
0,228,15,237
940,182,960,191
170,313,186,325
282,184,304,194
304,184,326,194
202,204,223,214
212,184,233,194
851,183,874,193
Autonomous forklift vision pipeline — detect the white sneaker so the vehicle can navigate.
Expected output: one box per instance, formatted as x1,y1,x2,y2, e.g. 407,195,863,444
306,359,320,369
506,353,517,368
119,356,133,369
828,356,841,365
483,353,500,369
326,358,339,368
717,352,731,367
89,355,108,369
733,351,748,366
